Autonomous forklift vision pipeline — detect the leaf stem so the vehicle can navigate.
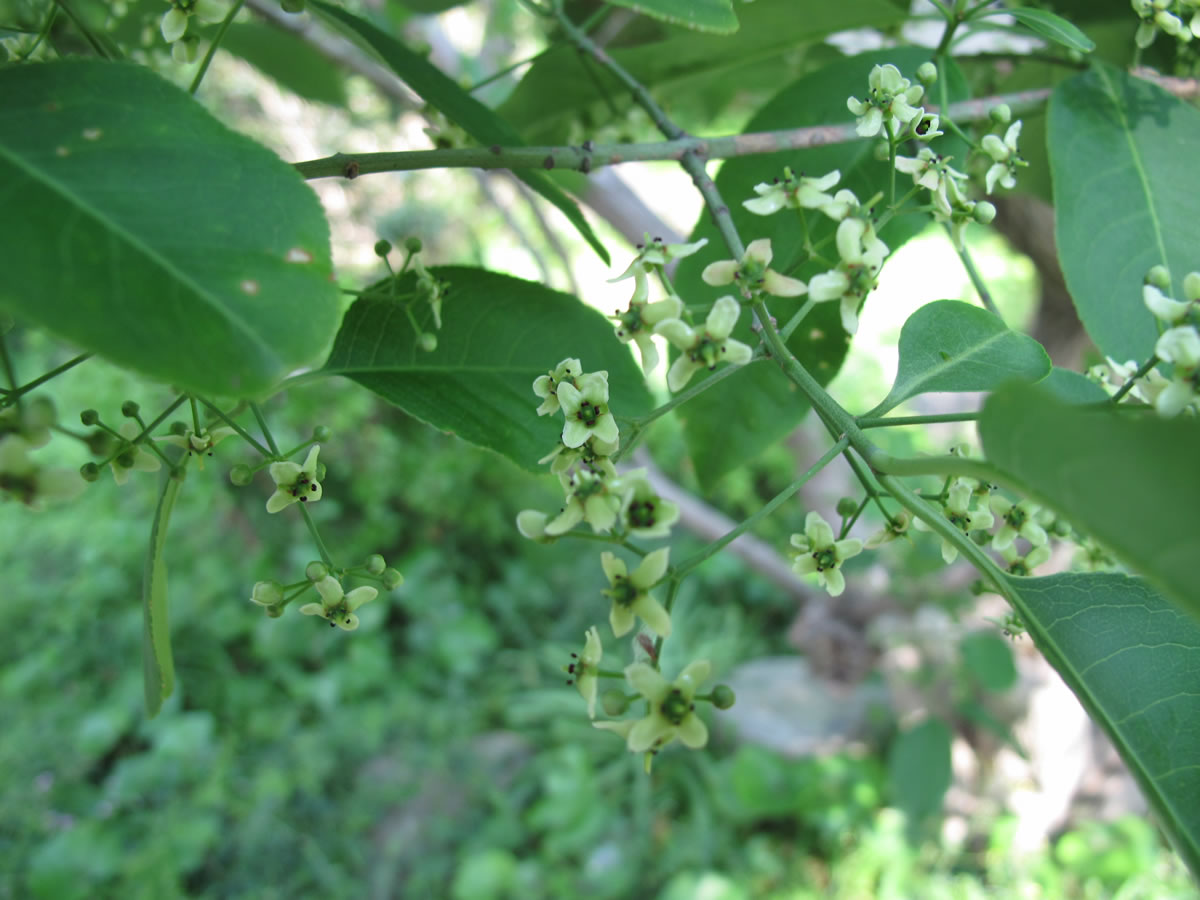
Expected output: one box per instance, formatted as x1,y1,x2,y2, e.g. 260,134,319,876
949,226,1001,317
196,396,273,458
857,411,980,428
189,0,246,95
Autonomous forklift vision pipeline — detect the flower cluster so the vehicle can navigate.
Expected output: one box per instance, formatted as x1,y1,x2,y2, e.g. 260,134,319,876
250,555,402,629
0,400,81,508
847,64,929,140
160,0,227,62
1132,0,1200,48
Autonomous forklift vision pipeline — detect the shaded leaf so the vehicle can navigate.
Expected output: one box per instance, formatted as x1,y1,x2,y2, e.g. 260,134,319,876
309,0,609,264
220,22,348,106
0,60,340,397
960,630,1017,692
980,7,1095,53
1048,63,1200,362
869,301,1050,416
603,0,738,33
143,475,182,718
1039,366,1110,405
320,267,652,470
980,381,1200,618
888,717,952,821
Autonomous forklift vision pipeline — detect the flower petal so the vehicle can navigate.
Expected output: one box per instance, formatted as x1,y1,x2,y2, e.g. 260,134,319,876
627,715,675,752
610,602,636,637
677,714,709,749
632,547,670,586
632,593,672,638
705,296,741,340
701,260,738,286
626,662,669,701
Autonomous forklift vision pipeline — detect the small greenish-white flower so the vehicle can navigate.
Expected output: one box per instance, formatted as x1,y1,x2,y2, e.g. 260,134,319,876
865,510,911,549
609,234,709,285
1153,325,1200,416
615,469,680,539
299,575,377,630
160,0,227,44
846,64,925,138
0,435,83,507
982,121,1024,194
266,445,322,513
655,296,754,392
999,542,1051,577
988,495,1048,551
545,468,622,535
1073,536,1118,573
538,435,619,477
557,372,619,449
701,238,807,298
621,660,711,752
743,169,841,216
111,422,162,485
1143,283,1193,324
532,358,582,417
601,547,672,638
789,511,864,597
806,219,889,335
935,481,995,563
515,509,556,542
894,149,968,217
566,626,603,718
911,112,943,141
159,425,235,471
613,294,683,372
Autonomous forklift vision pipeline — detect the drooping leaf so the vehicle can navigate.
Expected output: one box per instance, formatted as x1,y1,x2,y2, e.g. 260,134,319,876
143,474,182,718
309,0,609,265
603,0,738,33
0,60,340,397
1048,63,1200,362
219,22,349,106
978,7,1095,53
887,717,952,822
868,301,1051,416
320,267,652,470
670,49,968,486
979,381,1200,618
498,0,908,143
1004,572,1200,877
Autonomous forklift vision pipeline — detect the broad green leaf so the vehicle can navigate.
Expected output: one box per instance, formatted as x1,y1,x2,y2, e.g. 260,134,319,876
603,0,738,33
498,0,907,144
1004,572,1200,877
1048,63,1200,363
0,60,340,397
1040,366,1110,405
960,630,1017,692
320,267,652,470
220,22,348,106
868,301,1051,416
979,382,1200,618
309,0,609,265
143,474,182,718
978,7,1095,53
670,49,968,486
887,718,952,821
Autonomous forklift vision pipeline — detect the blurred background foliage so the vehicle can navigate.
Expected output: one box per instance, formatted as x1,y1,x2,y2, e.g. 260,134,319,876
2,0,1199,896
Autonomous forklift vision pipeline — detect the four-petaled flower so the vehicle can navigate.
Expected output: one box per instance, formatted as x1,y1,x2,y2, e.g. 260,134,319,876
612,295,683,372
935,481,995,563
701,238,807,299
982,121,1024,194
161,0,227,44
266,445,322,513
299,575,377,631
617,660,711,752
1154,325,1200,416
532,358,582,417
556,371,619,448
159,425,235,471
566,626,603,718
789,511,864,597
846,64,926,138
988,495,1048,551
546,468,622,534
601,547,672,638
608,234,709,285
616,469,681,539
807,218,890,335
655,296,754,392
999,542,1051,577
743,169,841,216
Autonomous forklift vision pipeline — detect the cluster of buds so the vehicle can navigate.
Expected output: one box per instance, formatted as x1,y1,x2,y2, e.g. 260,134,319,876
250,555,402,630
159,0,227,63
1132,0,1200,48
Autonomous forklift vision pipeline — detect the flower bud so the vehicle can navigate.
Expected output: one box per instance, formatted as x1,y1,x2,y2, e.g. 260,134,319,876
1184,271,1200,302
366,554,387,575
973,201,997,225
382,567,404,589
404,237,423,254
916,61,938,86
873,141,890,161
229,463,252,486
79,462,100,482
251,580,284,606
305,561,329,582
120,401,140,418
373,239,392,258
417,332,438,352
280,0,305,12
989,103,1012,125
836,497,859,518
601,689,630,716
1146,265,1172,291
80,409,100,426
312,425,332,442
711,684,736,709
169,420,189,436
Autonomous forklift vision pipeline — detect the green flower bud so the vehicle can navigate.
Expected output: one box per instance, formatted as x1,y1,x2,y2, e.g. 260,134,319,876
1183,271,1200,303
873,141,890,162
601,689,630,717
120,401,140,418
382,567,404,589
990,103,1012,125
417,332,438,352
711,684,736,710
115,449,136,470
85,430,112,455
305,561,329,582
973,201,997,225
251,580,284,606
1146,265,1172,291
312,425,332,442
404,236,423,254
80,409,100,426
836,497,859,517
229,463,252,486
366,554,387,575
80,462,101,482
169,420,189,436
280,0,305,12
373,239,392,258
916,61,938,86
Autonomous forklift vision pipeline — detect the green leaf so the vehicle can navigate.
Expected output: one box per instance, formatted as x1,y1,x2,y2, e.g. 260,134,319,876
143,474,182,718
960,630,1017,692
979,381,1200,618
1048,63,1200,363
887,717,952,821
498,0,907,143
869,301,1051,416
219,22,348,106
320,267,652,470
978,7,1095,53
671,49,969,485
0,60,340,397
1039,366,1110,405
603,0,738,33
1005,572,1200,877
308,0,609,265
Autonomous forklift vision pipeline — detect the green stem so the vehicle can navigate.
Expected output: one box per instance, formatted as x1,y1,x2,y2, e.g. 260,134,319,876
857,411,980,428
779,299,816,342
17,1,58,60
250,402,281,455
1,354,91,407
1110,354,1158,404
189,0,246,95
949,226,1001,317
298,503,335,568
196,396,273,458
52,0,117,58
0,338,21,404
